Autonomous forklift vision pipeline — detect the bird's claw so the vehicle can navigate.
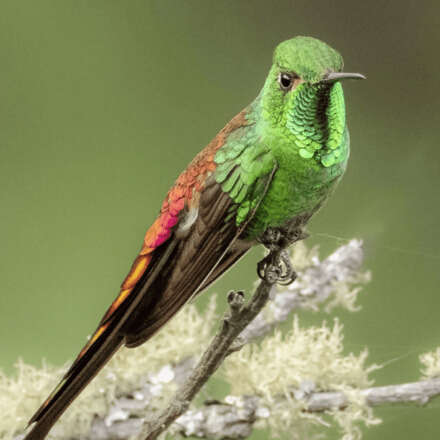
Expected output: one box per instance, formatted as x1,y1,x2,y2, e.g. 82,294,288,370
257,250,297,285
257,256,281,284
277,250,297,285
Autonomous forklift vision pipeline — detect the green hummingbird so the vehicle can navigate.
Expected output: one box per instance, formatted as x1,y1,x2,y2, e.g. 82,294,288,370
24,36,364,439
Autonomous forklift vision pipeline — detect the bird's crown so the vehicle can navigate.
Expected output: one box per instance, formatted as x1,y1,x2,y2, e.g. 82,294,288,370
274,36,344,83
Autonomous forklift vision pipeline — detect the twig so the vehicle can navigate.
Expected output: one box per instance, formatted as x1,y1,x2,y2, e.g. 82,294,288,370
143,259,278,439
86,377,440,440
172,378,440,438
308,377,440,410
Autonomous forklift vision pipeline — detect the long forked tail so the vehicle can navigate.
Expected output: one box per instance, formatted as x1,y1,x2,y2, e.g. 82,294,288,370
23,329,124,440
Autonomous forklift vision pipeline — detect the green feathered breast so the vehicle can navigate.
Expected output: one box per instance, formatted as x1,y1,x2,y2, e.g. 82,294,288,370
214,80,349,240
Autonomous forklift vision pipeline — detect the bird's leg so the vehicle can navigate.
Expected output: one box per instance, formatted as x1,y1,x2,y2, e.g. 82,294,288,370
257,248,297,285
257,227,302,285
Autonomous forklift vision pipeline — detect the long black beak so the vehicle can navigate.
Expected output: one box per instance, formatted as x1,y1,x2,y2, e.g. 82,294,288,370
323,72,366,83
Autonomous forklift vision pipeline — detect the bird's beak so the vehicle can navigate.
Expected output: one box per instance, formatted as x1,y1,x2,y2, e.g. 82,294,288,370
322,72,366,83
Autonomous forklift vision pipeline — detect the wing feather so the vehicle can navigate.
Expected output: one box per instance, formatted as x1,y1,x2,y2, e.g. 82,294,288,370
123,161,277,347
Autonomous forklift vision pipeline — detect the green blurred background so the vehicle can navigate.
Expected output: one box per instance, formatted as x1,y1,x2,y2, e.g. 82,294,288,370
1,1,439,438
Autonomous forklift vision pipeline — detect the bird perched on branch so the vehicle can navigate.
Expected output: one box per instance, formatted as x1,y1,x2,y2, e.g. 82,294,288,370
24,36,364,439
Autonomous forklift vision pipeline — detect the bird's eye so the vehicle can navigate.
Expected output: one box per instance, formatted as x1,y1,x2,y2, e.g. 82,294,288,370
279,73,294,91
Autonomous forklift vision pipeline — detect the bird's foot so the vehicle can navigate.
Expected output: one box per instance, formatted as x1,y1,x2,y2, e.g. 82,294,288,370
277,250,297,285
257,225,307,285
257,249,297,285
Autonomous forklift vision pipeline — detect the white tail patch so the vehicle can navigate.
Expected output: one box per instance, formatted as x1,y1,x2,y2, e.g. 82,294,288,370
175,207,199,238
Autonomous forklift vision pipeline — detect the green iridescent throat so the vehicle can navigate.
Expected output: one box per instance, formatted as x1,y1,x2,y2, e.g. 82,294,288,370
285,82,347,168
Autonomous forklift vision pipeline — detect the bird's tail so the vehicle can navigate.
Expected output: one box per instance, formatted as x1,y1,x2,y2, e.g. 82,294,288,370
23,327,124,440
23,239,178,439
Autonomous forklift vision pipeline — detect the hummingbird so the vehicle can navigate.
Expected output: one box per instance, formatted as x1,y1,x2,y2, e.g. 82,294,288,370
24,36,364,439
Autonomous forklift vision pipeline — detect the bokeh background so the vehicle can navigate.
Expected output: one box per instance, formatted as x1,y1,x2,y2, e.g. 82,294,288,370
1,1,439,439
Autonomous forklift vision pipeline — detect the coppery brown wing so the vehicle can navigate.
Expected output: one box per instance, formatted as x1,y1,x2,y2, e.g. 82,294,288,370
123,173,259,346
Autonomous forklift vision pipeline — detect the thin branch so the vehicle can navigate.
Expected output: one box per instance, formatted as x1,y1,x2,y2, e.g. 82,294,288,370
308,377,440,410
143,261,278,439
173,378,440,438
86,378,440,440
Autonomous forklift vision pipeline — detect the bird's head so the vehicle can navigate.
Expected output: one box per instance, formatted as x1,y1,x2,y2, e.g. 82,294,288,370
260,36,364,164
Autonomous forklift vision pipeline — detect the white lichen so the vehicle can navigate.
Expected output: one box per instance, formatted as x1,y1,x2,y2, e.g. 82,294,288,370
323,281,364,313
420,347,440,379
330,389,381,440
289,240,320,272
222,316,380,439
287,239,370,314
